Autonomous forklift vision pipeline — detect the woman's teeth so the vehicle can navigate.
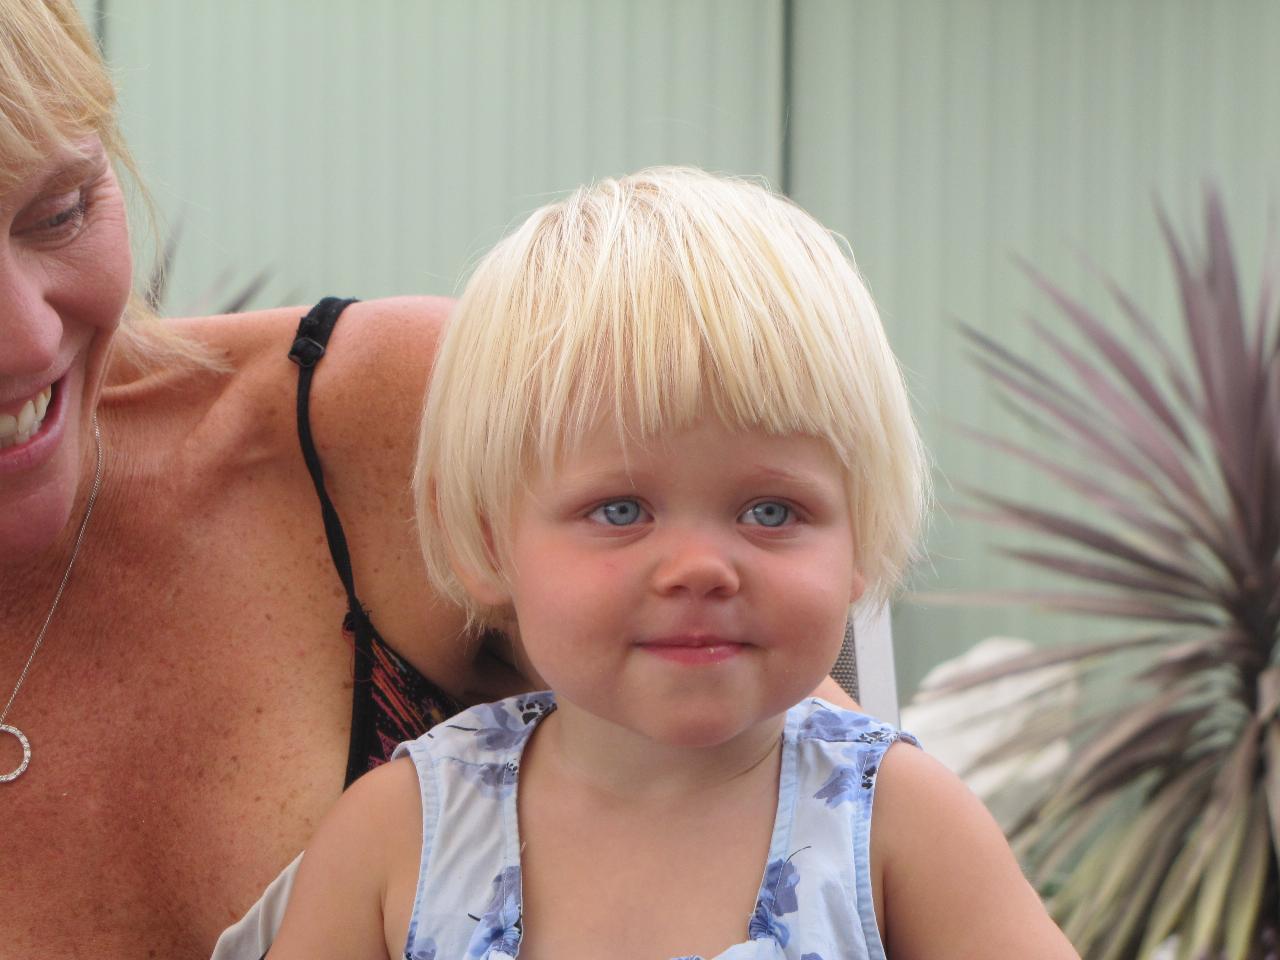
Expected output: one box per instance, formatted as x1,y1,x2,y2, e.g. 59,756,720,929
0,386,53,449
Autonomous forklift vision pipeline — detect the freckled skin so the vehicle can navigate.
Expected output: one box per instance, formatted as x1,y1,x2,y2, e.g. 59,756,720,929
0,142,524,957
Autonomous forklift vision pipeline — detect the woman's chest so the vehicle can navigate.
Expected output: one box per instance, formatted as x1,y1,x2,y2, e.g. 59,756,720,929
6,613,352,944
0,518,357,956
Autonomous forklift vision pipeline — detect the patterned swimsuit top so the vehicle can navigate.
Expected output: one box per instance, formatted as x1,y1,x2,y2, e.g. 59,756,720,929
290,297,463,786
393,693,920,960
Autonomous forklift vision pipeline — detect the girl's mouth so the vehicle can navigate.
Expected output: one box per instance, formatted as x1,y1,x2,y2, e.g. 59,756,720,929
637,636,748,665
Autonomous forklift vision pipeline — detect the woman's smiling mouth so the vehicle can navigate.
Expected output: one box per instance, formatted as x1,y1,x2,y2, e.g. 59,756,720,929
0,384,53,449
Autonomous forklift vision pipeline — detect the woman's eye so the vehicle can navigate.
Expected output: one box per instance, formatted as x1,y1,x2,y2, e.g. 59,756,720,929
45,197,86,229
588,499,647,526
20,191,87,238
741,501,793,528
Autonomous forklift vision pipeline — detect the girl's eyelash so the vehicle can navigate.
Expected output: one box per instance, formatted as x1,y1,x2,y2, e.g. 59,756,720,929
586,498,649,526
741,500,800,527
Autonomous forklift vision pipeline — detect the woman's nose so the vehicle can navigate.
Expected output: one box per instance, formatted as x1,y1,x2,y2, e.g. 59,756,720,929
0,250,61,377
650,530,741,599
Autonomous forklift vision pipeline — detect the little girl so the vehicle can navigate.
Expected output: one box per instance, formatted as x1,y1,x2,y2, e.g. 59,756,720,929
269,168,1078,959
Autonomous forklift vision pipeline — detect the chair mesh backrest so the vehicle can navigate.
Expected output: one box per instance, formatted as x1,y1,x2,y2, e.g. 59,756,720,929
830,620,860,701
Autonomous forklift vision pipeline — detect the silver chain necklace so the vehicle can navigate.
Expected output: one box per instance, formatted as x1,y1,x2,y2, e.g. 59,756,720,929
0,415,104,783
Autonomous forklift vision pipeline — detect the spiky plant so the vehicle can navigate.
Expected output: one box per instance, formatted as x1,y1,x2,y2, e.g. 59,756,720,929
145,220,273,315
925,194,1280,960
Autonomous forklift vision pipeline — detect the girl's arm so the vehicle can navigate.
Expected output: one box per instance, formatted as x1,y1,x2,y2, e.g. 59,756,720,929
872,744,1080,959
268,759,423,960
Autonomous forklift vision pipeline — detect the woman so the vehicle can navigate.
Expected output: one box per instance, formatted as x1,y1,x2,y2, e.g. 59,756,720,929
0,3,530,956
2,4,857,956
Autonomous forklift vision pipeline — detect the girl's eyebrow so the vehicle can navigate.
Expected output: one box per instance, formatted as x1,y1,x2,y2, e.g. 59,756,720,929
554,466,644,490
745,466,836,489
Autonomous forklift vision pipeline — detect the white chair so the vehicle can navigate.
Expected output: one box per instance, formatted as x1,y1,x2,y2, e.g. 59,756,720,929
831,604,899,724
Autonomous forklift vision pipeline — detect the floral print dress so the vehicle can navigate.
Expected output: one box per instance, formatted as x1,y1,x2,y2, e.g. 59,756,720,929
393,693,919,960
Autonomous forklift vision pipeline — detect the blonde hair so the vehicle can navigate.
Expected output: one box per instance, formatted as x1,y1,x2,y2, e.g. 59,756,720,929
417,166,927,627
0,0,217,371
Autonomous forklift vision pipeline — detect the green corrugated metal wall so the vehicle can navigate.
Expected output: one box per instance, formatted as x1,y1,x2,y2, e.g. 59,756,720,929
94,1,1280,697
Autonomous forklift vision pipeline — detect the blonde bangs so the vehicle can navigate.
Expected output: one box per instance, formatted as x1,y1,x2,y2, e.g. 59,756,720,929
418,167,928,624
518,173,877,467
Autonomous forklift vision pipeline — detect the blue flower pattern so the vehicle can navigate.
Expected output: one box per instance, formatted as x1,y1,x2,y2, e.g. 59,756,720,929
813,764,862,808
454,758,520,798
798,701,896,745
444,694,555,751
805,701,918,810
398,694,912,959
748,855,803,946
465,865,523,958
438,693,555,799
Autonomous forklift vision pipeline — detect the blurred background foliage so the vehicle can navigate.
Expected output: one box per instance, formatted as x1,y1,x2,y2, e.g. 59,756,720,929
919,195,1279,958
83,0,1280,701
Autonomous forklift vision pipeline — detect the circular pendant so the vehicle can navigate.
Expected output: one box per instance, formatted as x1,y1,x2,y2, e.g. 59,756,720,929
0,724,31,782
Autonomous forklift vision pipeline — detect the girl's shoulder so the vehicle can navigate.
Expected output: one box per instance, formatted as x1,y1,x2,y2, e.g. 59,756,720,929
783,699,919,871
865,715,1080,958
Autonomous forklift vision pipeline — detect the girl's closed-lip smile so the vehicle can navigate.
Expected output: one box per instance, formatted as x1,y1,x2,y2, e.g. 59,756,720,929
636,634,749,665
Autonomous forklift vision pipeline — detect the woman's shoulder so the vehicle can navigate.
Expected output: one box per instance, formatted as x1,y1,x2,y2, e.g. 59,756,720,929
155,296,451,477
106,298,448,482
177,295,452,434
167,298,481,683
301,296,451,464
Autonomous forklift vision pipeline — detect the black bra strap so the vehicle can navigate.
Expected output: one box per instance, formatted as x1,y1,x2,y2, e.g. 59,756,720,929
289,297,370,633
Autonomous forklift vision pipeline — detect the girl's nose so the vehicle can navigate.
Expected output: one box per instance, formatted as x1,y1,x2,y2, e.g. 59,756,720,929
651,531,741,599
0,251,61,378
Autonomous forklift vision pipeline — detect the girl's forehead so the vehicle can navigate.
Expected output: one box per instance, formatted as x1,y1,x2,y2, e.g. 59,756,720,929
539,416,841,477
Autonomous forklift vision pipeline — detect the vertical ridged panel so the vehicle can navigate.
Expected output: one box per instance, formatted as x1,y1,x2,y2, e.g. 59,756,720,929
103,0,782,307
94,1,1280,696
791,0,1280,693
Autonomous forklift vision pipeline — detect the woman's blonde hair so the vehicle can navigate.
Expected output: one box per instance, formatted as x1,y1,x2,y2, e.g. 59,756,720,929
417,166,928,627
1,0,216,371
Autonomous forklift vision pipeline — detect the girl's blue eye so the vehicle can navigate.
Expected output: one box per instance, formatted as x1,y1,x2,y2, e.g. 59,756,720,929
590,499,646,526
742,501,792,527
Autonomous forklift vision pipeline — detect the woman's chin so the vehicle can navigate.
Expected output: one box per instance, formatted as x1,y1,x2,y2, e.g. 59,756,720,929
0,481,81,568
0,420,86,570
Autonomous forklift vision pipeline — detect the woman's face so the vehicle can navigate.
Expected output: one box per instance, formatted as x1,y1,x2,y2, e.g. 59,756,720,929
0,136,131,567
